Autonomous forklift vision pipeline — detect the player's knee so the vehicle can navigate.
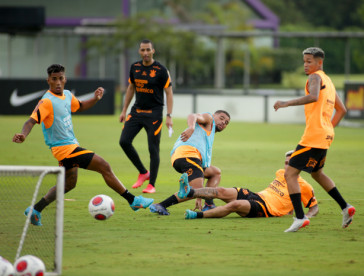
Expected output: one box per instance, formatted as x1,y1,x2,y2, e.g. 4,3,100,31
65,181,76,193
226,201,242,212
99,160,112,175
119,137,131,149
216,187,227,197
284,170,295,181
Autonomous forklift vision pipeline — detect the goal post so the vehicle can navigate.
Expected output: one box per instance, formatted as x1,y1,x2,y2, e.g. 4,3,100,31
0,165,65,276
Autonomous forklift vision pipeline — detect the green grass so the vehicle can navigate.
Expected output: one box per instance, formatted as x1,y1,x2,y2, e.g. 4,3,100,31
2,115,364,276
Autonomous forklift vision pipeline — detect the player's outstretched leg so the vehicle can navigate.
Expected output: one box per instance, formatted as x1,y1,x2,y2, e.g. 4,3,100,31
284,216,310,232
129,195,154,212
342,204,356,228
24,207,42,226
178,173,190,199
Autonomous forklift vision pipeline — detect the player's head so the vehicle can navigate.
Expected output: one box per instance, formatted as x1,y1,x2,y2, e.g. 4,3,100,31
47,64,65,76
303,47,325,59
284,150,294,169
302,47,324,75
47,64,66,94
213,110,230,132
139,39,155,65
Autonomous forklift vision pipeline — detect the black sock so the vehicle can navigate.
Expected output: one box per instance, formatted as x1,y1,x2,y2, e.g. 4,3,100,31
205,199,214,205
34,197,49,212
328,187,347,210
160,195,179,208
196,212,203,218
187,189,195,198
289,193,304,219
121,190,135,205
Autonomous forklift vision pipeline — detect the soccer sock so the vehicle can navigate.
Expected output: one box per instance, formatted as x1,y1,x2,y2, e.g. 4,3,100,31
196,212,203,218
33,197,49,212
289,193,305,219
121,190,135,205
187,188,195,198
205,198,214,205
160,195,179,208
328,187,347,210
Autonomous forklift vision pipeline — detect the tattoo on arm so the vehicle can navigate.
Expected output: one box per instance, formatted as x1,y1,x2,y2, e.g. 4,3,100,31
193,188,218,199
308,73,321,97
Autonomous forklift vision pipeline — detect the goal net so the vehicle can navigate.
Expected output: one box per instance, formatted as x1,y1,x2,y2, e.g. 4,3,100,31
0,165,64,276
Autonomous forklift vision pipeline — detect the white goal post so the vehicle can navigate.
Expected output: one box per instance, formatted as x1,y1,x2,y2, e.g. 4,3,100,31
0,165,64,276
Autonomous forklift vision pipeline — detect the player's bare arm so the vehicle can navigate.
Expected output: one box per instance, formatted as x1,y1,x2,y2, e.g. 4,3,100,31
78,87,104,112
331,92,347,127
180,113,212,142
165,85,173,129
119,83,135,123
273,74,321,111
12,118,37,143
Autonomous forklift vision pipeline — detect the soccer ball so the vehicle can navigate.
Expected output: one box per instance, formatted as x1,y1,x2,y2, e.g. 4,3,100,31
88,194,115,220
14,255,45,276
0,256,15,276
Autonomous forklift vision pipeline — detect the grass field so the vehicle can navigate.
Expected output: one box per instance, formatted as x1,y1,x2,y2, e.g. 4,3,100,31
1,115,364,276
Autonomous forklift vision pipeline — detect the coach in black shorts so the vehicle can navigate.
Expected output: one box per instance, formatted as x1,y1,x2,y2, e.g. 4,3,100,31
119,39,173,194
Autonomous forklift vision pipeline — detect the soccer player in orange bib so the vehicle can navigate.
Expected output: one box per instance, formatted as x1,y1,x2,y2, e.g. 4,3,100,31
181,150,318,220
13,64,154,226
273,47,355,232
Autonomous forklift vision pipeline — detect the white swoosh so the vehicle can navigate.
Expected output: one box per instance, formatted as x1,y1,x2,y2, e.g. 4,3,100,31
10,89,45,107
74,90,106,101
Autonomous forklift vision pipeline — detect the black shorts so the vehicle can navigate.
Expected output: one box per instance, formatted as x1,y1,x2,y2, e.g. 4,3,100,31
235,188,272,218
173,157,204,182
58,147,95,170
289,145,327,173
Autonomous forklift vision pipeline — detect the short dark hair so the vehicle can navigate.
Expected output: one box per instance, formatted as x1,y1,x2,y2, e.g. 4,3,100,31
140,39,153,48
215,110,230,119
302,47,325,59
47,64,65,75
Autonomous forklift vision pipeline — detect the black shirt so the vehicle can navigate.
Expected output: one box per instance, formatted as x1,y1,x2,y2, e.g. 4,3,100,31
129,60,172,111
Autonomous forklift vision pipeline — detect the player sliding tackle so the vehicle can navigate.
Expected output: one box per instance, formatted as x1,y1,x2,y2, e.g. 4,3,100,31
178,150,319,221
13,64,154,226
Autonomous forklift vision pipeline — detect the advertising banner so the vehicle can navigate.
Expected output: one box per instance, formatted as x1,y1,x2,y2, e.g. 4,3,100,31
0,79,115,115
344,82,364,119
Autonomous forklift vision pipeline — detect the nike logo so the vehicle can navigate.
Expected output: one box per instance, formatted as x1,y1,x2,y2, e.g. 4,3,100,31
10,89,106,107
72,90,106,101
10,89,45,107
153,120,158,124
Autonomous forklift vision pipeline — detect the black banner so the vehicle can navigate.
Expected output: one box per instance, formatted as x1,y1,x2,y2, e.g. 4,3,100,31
0,79,115,115
344,82,364,119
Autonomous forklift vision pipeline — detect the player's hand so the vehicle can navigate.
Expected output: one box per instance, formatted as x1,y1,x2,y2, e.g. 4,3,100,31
95,87,104,100
12,133,25,143
165,116,173,129
193,198,202,211
119,111,126,123
273,101,287,111
180,128,194,142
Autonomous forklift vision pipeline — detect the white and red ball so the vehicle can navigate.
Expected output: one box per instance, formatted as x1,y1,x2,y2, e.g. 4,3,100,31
88,194,115,220
0,256,15,276
14,255,45,276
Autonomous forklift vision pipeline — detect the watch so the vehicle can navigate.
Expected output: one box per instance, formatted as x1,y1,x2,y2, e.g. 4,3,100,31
166,113,172,118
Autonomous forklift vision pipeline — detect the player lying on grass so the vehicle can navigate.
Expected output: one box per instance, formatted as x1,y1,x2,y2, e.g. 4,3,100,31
12,64,154,226
179,150,319,220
